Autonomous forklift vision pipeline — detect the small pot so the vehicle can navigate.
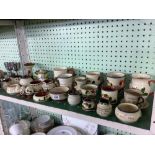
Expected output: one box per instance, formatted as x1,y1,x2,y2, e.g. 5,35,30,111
101,86,118,103
124,88,144,104
19,76,33,86
50,86,69,100
107,72,125,89
86,71,101,85
10,75,21,84
115,103,142,124
81,84,98,97
53,67,67,78
74,76,87,91
42,79,55,91
68,92,81,106
25,86,34,95
1,78,12,90
33,91,50,102
35,70,48,81
6,84,21,95
130,73,155,98
30,80,43,92
24,63,35,77
57,73,73,88
82,98,96,111
96,99,112,117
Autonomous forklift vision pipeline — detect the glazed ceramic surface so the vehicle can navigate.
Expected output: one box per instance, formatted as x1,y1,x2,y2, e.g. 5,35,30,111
33,92,50,102
68,94,81,106
35,70,48,81
115,103,142,124
107,72,125,89
25,86,34,95
24,63,35,77
74,76,87,90
86,71,101,85
0,70,4,79
81,84,98,97
101,86,118,103
96,99,112,117
30,80,43,92
1,78,12,90
82,98,96,111
6,84,21,95
53,67,67,78
19,77,33,86
42,80,55,91
124,88,144,104
130,73,155,98
10,76,21,84
58,73,73,88
50,86,69,100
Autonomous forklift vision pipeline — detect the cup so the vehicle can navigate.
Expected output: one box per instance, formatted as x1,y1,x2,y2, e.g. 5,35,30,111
101,86,118,103
124,88,144,105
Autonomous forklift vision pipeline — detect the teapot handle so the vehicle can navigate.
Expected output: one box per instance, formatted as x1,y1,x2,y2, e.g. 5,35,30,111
148,80,155,86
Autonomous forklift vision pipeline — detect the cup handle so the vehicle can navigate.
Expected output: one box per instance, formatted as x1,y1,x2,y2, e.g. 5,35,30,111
137,96,144,104
148,80,155,86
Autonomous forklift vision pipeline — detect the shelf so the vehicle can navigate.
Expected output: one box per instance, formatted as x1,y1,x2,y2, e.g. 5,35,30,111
0,89,154,135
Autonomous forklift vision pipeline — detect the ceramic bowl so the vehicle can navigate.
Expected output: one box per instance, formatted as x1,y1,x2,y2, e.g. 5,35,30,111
42,79,55,91
86,71,101,85
107,72,125,89
53,67,67,78
30,80,43,92
1,78,12,90
9,123,30,135
57,73,73,88
115,103,142,124
33,91,50,102
19,76,33,86
68,93,81,106
6,84,21,95
50,86,69,100
81,84,98,97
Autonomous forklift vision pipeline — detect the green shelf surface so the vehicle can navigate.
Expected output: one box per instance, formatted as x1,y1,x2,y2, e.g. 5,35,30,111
0,89,154,130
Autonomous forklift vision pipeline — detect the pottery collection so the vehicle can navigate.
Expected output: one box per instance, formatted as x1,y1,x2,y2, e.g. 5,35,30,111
1,62,155,126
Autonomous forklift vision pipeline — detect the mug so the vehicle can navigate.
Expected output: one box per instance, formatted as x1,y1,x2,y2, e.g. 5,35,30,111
124,88,144,105
101,86,118,103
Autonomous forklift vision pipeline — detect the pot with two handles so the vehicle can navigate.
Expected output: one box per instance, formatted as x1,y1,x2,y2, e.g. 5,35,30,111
130,73,155,99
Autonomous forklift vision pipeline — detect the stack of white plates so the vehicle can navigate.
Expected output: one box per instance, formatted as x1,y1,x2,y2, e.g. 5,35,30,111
32,132,46,135
31,115,54,133
47,126,82,135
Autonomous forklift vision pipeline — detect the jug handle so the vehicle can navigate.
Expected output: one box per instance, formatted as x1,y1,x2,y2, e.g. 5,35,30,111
148,80,155,86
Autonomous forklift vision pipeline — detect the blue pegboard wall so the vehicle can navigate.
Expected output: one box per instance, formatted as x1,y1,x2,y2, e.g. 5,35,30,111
24,19,155,76
0,26,20,71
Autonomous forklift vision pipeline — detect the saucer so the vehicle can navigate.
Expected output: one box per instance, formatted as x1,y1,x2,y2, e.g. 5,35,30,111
120,99,149,109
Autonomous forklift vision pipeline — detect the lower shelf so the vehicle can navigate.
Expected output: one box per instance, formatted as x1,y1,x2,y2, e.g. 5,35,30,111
0,89,154,135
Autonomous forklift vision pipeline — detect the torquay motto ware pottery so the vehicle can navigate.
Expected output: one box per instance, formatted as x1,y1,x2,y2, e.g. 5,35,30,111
30,80,43,92
74,76,87,92
101,86,118,103
33,91,50,102
6,84,21,95
68,90,81,106
81,84,98,97
57,73,73,88
86,71,101,85
19,76,33,86
124,88,144,105
42,79,55,91
96,99,112,117
35,69,48,81
115,103,142,124
24,63,35,77
50,86,69,100
130,73,155,98
82,97,96,111
107,72,125,89
1,78,12,90
53,67,67,78
10,75,21,84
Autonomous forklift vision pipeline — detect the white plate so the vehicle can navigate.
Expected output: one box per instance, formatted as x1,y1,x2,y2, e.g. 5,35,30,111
47,126,78,135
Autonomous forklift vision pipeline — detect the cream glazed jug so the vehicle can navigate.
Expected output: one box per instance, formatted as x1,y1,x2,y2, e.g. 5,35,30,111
130,73,155,98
